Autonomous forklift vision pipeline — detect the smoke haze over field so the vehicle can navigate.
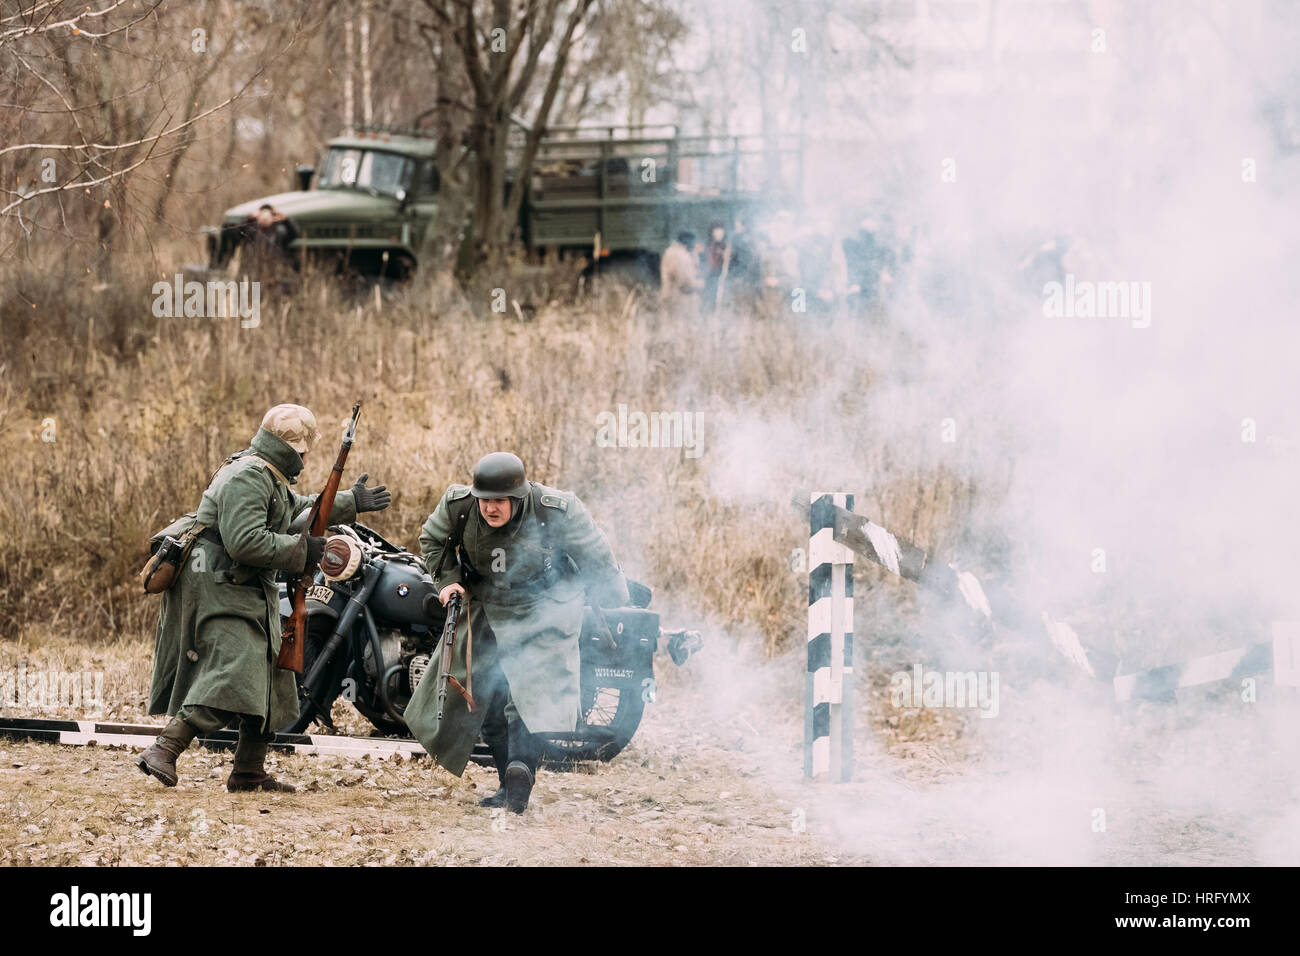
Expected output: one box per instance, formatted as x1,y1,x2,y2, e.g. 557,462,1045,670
3,0,1298,871
691,1,1300,863
703,0,1300,637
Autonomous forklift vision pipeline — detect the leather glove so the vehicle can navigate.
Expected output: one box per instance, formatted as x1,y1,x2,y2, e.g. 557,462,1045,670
351,473,391,513
303,534,328,571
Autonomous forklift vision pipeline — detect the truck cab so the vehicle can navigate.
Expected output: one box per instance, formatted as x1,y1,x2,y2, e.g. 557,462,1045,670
204,128,440,280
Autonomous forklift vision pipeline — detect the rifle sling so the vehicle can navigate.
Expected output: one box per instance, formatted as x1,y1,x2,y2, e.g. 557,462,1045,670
439,597,476,714
454,595,475,713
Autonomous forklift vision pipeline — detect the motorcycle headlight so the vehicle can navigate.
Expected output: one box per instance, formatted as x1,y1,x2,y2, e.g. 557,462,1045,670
320,534,363,582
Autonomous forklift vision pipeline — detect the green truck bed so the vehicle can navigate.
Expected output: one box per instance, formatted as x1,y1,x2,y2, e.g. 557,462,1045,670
521,125,802,255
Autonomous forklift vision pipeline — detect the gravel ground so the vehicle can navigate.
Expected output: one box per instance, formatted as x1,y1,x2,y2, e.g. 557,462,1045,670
2,633,1296,866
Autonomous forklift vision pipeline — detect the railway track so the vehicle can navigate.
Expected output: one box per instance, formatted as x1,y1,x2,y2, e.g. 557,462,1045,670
0,716,428,760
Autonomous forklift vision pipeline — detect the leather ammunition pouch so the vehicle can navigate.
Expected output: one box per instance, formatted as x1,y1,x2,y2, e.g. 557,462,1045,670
139,514,206,594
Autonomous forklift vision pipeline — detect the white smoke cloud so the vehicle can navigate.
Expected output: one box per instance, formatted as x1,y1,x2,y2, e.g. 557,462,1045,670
688,0,1300,864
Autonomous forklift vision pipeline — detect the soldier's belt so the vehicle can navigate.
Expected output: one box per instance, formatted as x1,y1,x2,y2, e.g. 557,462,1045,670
466,568,565,598
196,528,269,588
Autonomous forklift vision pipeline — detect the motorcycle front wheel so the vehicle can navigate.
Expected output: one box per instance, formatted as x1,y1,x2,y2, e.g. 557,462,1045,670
280,617,350,735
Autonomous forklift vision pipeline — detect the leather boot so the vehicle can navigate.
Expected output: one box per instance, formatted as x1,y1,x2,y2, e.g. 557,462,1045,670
478,725,510,808
227,770,296,793
505,716,540,813
226,725,296,793
505,760,534,814
137,717,198,787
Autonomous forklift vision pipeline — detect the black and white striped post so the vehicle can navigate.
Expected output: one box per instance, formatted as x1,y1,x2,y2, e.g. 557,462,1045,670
806,492,854,781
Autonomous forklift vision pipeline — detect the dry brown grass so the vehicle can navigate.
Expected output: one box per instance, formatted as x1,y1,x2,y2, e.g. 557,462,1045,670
0,251,985,654
3,255,1292,868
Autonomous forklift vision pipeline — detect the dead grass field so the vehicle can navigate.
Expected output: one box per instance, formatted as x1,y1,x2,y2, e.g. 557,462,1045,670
2,263,1295,867
0,265,992,866
0,260,983,656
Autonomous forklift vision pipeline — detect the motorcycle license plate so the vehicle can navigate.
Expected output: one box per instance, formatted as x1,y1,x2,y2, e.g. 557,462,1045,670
306,584,334,604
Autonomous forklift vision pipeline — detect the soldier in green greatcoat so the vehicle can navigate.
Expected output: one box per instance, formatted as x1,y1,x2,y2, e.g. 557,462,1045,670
138,404,391,792
405,452,628,813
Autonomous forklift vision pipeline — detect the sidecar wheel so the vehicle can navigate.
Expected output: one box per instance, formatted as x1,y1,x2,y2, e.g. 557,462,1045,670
536,676,646,767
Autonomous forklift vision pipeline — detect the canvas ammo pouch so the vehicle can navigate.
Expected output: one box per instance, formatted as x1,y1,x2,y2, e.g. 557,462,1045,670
139,512,206,594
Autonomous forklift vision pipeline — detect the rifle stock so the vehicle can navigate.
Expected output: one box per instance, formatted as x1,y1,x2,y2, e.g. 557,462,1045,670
277,402,362,673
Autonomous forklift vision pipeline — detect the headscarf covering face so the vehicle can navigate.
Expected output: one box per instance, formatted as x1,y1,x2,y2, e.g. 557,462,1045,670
260,403,321,454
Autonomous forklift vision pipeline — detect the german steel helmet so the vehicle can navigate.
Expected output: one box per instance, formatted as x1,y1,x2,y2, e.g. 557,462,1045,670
470,452,528,499
260,403,321,454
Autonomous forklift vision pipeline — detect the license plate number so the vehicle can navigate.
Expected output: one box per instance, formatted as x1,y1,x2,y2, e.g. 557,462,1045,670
306,584,335,604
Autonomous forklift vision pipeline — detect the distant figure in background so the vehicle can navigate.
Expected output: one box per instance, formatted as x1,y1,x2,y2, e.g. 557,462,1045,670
796,227,835,316
701,221,730,313
1018,235,1071,296
660,230,704,319
238,203,299,294
888,221,915,304
242,203,298,269
727,219,759,311
842,215,894,317
759,211,801,314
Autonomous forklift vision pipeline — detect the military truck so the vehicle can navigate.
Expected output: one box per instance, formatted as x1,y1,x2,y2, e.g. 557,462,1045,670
202,127,438,281
200,121,802,279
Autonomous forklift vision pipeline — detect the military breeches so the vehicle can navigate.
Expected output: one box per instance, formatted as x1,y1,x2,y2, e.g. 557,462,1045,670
177,705,273,742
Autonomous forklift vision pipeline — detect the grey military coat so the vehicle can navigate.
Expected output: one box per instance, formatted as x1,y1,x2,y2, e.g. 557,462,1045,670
404,482,628,775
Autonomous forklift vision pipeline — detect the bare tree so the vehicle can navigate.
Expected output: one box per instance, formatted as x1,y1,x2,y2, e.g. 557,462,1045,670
0,0,320,272
575,0,689,129
420,0,597,261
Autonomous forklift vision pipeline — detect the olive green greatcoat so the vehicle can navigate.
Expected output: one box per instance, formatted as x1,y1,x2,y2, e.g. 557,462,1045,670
405,482,628,775
147,428,357,733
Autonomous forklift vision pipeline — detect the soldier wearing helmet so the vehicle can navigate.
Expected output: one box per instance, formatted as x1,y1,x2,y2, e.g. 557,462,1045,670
138,403,391,792
406,452,629,813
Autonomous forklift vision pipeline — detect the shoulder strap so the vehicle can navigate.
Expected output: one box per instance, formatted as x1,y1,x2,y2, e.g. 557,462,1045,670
434,491,476,580
530,482,555,556
206,452,242,486
452,493,475,538
248,455,290,487
206,450,288,489
532,481,578,579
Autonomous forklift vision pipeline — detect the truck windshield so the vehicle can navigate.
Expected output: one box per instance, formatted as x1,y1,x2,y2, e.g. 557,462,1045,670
319,148,412,197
